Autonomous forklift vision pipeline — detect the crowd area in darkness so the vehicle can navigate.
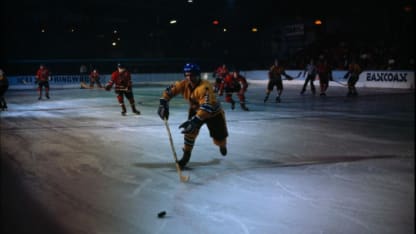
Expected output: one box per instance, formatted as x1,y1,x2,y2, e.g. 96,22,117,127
285,37,414,71
2,33,414,77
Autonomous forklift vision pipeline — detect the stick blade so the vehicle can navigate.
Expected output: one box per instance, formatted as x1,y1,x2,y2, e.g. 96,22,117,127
180,175,190,182
175,163,190,182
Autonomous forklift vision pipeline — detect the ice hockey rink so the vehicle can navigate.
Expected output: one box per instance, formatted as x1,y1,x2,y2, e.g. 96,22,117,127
1,82,414,234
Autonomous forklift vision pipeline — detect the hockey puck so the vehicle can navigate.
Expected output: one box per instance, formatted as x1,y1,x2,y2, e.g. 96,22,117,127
157,211,166,218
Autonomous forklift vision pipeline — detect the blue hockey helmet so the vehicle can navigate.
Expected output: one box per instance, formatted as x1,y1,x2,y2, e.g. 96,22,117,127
183,63,201,76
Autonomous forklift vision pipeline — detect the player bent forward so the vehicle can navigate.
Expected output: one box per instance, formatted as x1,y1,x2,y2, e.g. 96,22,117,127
158,63,229,169
218,69,249,111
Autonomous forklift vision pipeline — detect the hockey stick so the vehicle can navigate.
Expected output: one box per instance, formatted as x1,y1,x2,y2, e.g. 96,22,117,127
80,81,90,89
163,118,190,182
115,88,130,92
288,71,304,80
331,79,348,86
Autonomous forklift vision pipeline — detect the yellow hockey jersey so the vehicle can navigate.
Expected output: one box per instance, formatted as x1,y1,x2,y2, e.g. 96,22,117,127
161,79,222,120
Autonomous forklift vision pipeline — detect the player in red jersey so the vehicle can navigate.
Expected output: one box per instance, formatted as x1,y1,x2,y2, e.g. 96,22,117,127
213,64,229,92
218,69,249,111
105,63,141,116
89,69,102,88
35,64,51,100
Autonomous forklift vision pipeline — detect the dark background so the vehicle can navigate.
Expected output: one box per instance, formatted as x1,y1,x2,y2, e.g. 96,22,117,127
1,0,414,74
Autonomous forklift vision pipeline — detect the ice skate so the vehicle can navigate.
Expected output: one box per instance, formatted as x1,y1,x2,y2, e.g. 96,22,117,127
231,100,235,110
275,96,281,103
177,150,191,170
131,105,141,115
121,104,127,116
263,95,269,103
240,103,249,111
220,146,227,156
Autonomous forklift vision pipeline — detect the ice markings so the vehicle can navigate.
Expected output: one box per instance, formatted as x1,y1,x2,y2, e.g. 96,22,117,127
129,178,152,197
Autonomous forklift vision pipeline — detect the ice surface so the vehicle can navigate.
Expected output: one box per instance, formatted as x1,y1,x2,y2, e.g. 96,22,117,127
1,83,414,234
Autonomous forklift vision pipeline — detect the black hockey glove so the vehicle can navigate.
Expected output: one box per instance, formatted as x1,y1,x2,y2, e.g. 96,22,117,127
179,115,203,134
105,85,112,91
157,99,169,120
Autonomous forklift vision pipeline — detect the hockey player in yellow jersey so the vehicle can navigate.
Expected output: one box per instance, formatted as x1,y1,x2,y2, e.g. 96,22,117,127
158,63,229,169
